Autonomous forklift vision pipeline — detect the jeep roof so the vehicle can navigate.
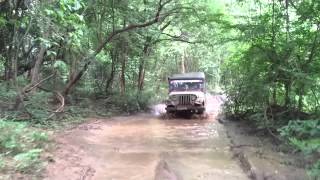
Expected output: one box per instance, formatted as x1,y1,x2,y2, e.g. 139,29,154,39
168,72,205,80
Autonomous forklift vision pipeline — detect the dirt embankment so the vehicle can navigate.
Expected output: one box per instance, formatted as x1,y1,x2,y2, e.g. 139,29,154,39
222,119,308,180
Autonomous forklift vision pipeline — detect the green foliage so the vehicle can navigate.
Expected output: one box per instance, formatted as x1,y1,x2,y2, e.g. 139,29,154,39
310,161,320,179
109,91,152,113
14,149,43,172
0,121,26,154
0,85,17,104
279,120,320,155
279,120,320,178
222,0,320,114
220,0,320,177
280,120,320,140
0,16,6,27
0,84,58,122
1,0,225,123
0,119,49,174
24,91,52,121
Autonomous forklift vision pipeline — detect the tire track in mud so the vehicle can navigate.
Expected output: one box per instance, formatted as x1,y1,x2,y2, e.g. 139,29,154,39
226,131,257,180
154,159,180,180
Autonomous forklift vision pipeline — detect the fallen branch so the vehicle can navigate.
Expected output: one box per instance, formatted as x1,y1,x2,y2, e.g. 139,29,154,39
47,92,65,120
13,73,56,111
24,73,55,93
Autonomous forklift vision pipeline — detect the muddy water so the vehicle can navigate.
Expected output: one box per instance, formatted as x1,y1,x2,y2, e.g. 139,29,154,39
45,95,248,180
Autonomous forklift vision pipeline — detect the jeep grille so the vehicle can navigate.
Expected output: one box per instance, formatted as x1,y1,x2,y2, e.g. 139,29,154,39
178,95,192,105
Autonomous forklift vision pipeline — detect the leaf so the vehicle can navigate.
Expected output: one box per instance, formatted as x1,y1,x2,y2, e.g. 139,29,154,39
0,16,6,27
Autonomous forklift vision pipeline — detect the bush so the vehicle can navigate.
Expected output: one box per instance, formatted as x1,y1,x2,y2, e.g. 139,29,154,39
310,161,320,179
0,83,54,122
109,91,152,113
279,120,320,140
279,120,320,178
24,91,53,122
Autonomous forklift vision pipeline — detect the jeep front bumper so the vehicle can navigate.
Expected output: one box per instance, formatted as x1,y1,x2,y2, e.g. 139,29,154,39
165,105,205,113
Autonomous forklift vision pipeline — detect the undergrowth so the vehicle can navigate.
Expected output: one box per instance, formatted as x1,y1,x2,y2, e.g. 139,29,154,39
0,84,156,179
0,119,49,178
279,120,320,178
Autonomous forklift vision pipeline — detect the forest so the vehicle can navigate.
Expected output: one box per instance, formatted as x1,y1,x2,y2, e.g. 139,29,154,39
0,0,319,178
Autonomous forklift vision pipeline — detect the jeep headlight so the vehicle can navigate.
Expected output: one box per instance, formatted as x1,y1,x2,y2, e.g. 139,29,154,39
170,95,177,101
191,95,197,101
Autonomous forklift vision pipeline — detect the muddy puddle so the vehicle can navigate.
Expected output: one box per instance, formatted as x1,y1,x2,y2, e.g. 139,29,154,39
44,95,307,180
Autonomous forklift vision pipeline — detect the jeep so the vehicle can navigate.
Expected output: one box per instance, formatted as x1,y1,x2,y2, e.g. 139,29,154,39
165,72,206,114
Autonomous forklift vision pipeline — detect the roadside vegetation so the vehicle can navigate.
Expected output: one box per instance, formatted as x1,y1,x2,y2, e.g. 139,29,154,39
0,119,49,179
221,1,320,178
0,0,319,178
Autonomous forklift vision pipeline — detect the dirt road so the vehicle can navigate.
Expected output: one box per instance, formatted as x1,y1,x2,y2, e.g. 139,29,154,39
44,95,306,180
45,95,251,180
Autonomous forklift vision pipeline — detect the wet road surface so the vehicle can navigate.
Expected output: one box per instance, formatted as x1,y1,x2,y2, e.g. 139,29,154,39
45,95,249,180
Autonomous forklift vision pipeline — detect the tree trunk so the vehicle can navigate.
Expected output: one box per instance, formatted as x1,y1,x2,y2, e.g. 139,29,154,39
181,54,185,73
272,85,277,105
298,84,304,112
11,51,17,85
31,30,49,89
62,59,90,96
137,62,145,91
137,58,146,92
4,57,12,81
138,37,151,91
105,49,117,94
284,82,291,107
68,50,78,86
31,46,46,85
10,24,19,85
120,40,127,95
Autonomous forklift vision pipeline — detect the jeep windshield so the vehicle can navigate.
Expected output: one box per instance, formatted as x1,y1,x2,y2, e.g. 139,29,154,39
169,79,204,92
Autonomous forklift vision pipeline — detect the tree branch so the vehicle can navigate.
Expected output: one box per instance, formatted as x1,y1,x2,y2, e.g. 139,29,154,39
47,92,65,120
94,0,173,56
153,32,204,44
62,0,174,95
153,38,203,44
24,73,55,93
160,20,172,31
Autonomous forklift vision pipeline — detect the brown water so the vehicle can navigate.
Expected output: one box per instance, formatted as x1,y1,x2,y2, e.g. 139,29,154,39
45,95,249,180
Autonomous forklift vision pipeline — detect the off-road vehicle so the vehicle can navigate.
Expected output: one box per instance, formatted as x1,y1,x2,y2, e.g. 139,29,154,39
165,72,206,114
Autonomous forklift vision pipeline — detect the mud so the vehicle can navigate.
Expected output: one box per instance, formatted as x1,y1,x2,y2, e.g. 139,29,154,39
44,95,307,180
